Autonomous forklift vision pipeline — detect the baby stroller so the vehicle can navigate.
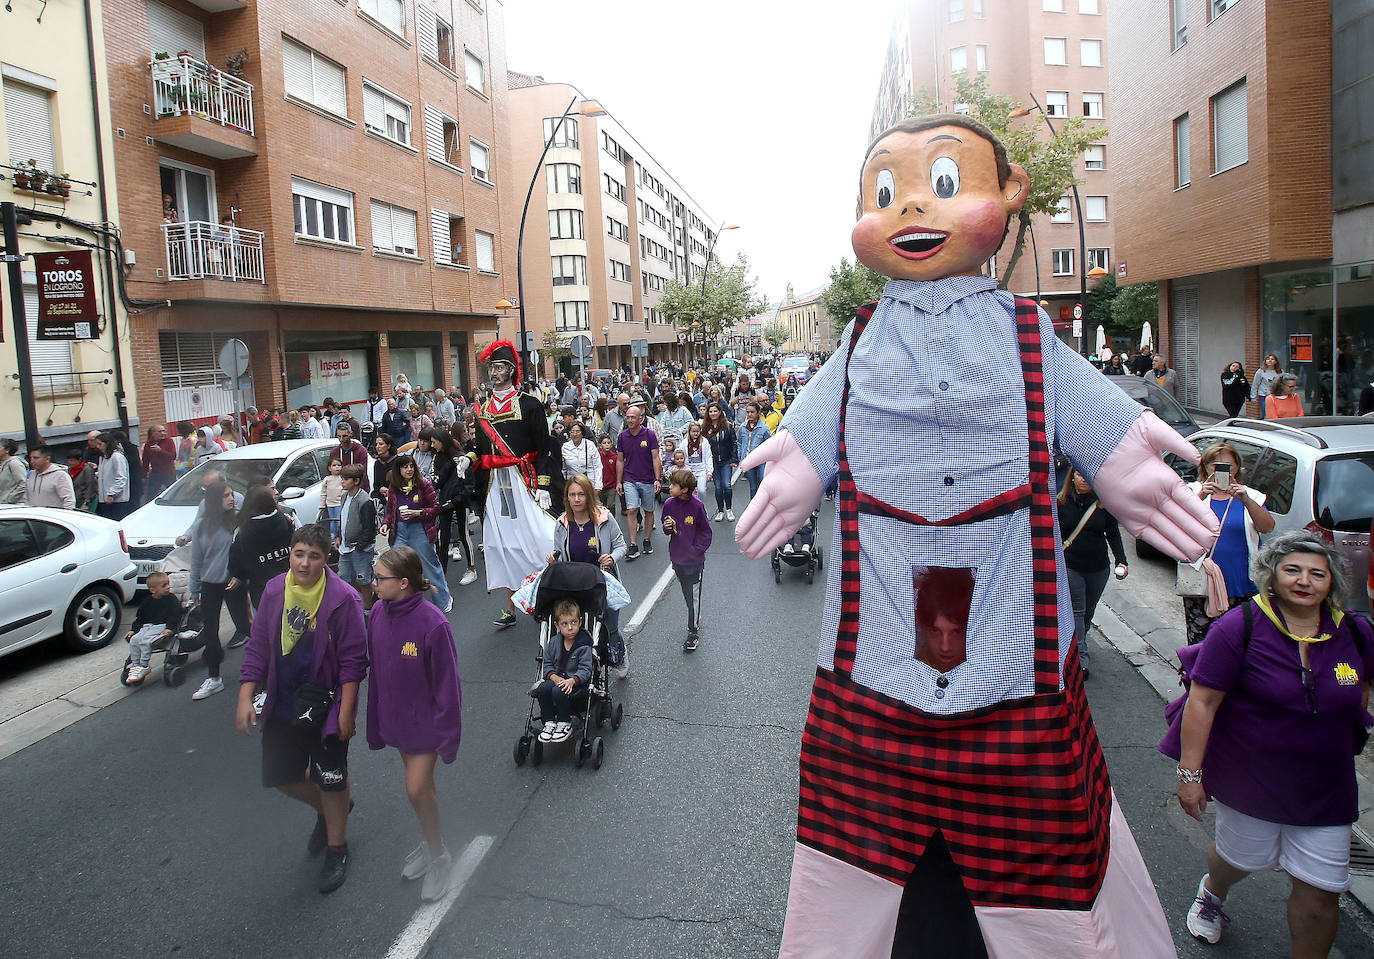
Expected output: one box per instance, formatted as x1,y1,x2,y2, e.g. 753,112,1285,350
118,544,207,688
512,560,623,771
772,510,822,584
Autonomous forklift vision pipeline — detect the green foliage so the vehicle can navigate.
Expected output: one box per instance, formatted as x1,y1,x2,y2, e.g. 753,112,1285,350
762,319,791,348
539,329,571,361
907,73,1102,290
821,258,887,332
659,253,769,348
1111,281,1159,340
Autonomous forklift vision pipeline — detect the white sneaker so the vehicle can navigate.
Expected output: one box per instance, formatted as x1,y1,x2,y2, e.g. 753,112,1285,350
420,849,452,902
192,677,224,700
449,547,463,562
459,568,478,586
538,723,558,742
713,511,724,522
550,722,573,743
614,654,630,681
444,596,453,614
725,508,736,521
126,664,147,684
401,843,432,881
1185,875,1229,944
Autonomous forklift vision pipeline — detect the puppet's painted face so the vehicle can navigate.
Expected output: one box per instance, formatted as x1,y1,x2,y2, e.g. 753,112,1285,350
852,125,1029,281
485,359,514,390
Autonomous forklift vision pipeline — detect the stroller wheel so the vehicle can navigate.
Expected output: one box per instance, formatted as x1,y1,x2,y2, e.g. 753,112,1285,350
165,665,186,688
574,738,589,768
514,736,531,767
612,703,623,730
531,739,544,766
592,737,605,771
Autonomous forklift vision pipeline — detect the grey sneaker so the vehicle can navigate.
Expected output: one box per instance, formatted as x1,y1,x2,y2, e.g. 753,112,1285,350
401,843,431,881
420,849,453,902
191,677,224,700
1185,875,1229,944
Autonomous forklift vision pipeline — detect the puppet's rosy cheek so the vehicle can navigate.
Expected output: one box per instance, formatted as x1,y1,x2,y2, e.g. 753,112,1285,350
851,215,893,270
960,201,1007,249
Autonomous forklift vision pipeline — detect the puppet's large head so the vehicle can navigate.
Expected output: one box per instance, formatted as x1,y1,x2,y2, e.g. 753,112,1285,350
852,114,1030,282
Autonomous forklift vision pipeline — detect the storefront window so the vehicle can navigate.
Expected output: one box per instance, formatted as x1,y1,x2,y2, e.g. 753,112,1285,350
284,331,378,411
1261,263,1374,415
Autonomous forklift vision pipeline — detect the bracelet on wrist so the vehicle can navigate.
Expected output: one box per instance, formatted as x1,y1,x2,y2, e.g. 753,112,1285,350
1176,766,1203,784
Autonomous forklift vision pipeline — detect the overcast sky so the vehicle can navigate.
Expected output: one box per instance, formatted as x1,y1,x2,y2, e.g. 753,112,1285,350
503,0,897,307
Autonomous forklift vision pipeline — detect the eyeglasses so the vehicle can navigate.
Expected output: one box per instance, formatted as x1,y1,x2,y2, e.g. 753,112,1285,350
372,573,401,583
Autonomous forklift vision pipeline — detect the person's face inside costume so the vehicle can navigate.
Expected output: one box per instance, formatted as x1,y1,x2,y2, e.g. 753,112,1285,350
486,358,514,391
914,567,975,672
852,124,1029,281
922,614,968,673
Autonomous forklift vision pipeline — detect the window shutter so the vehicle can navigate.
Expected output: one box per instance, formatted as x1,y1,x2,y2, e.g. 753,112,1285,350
370,200,393,250
418,6,438,60
282,38,313,102
395,208,418,253
363,83,386,133
382,0,405,34
1175,114,1191,187
1170,285,1201,406
24,287,74,388
431,209,450,262
424,106,446,163
3,81,55,171
147,0,206,59
475,232,494,271
1213,80,1247,172
314,55,348,116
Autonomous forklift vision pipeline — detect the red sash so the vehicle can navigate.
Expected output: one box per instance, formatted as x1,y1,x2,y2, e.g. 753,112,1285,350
796,296,1112,911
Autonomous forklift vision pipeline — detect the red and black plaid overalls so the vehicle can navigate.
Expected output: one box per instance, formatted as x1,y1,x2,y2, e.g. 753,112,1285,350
796,296,1113,911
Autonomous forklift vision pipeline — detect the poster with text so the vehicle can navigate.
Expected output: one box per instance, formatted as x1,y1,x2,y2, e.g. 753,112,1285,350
34,250,98,340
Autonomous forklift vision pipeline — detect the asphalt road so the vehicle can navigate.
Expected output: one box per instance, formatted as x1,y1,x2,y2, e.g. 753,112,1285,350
3,501,1374,957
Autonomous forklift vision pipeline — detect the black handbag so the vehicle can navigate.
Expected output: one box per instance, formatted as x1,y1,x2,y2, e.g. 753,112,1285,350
292,682,335,732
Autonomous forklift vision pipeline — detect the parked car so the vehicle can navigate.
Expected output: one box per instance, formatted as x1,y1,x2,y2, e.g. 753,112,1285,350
779,353,812,384
1109,376,1200,437
121,439,362,590
0,506,138,657
1148,417,1374,613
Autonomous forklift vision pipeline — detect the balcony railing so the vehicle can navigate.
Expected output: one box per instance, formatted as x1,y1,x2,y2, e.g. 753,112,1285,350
150,55,254,136
163,220,264,282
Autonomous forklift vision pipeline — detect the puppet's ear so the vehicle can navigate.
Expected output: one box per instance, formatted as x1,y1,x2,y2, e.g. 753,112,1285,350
1003,163,1030,213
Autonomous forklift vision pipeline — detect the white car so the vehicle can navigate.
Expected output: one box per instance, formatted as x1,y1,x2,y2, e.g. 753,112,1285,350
779,353,812,385
0,506,138,656
122,439,362,589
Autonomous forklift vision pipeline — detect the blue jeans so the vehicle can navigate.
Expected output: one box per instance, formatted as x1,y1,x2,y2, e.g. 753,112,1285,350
1066,565,1110,668
395,521,452,611
711,462,734,511
742,465,765,500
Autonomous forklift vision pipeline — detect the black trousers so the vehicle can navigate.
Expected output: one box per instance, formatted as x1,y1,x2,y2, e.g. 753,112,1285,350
439,503,475,571
673,563,704,635
198,580,250,678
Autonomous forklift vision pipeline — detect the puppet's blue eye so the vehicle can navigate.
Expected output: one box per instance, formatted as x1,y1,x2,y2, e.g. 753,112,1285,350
875,169,894,209
931,157,960,199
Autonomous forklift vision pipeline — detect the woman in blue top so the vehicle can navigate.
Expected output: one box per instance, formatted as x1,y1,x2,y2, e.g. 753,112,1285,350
1183,442,1276,645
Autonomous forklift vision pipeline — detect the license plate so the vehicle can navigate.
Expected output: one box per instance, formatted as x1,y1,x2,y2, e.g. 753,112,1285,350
136,561,159,578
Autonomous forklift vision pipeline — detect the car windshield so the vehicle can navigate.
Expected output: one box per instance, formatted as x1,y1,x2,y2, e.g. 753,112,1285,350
1313,453,1374,532
782,355,807,367
1119,381,1192,430
154,457,288,506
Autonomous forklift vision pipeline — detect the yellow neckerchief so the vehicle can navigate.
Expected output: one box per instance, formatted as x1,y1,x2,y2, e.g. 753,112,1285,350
281,570,327,656
1253,593,1342,644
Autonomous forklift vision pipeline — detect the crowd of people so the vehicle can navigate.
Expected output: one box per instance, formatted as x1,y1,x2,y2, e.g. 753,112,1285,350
1099,343,1315,420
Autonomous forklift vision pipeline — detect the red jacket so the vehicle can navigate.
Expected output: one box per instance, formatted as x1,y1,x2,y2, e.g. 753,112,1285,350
597,448,618,491
385,476,440,544
142,437,177,480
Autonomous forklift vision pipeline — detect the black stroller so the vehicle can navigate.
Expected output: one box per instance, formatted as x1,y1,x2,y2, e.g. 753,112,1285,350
772,510,822,584
118,544,207,688
513,560,624,770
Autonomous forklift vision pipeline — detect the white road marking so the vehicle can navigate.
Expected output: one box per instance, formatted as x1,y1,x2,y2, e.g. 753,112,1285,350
383,834,495,959
625,564,676,635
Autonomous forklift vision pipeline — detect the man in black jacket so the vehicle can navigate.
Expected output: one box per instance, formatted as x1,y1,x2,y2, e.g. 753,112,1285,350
335,464,378,608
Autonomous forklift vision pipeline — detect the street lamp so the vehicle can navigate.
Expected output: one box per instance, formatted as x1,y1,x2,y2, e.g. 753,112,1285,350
601,324,610,371
514,95,606,385
699,221,739,368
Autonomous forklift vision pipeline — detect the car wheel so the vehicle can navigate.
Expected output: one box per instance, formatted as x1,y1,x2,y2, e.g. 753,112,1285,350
64,585,122,653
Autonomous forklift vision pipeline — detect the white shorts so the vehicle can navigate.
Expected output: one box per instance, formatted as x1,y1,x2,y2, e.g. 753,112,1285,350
1213,800,1352,893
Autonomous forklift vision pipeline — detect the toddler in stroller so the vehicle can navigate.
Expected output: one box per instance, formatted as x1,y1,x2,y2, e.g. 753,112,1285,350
771,509,822,584
126,543,208,688
513,561,623,770
120,569,184,685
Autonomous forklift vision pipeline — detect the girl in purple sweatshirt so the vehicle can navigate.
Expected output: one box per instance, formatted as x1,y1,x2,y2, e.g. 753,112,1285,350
661,469,713,652
366,546,463,903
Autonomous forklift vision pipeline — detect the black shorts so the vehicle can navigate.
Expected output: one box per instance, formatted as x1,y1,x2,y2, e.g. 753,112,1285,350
261,718,349,792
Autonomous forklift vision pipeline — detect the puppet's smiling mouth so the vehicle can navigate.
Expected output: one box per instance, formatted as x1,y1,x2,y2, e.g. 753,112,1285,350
888,228,949,260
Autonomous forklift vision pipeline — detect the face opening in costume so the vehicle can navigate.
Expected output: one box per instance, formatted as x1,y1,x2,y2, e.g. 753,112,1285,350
914,566,976,673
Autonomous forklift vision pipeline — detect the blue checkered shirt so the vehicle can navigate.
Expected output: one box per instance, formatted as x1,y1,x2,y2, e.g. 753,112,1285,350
782,276,1141,712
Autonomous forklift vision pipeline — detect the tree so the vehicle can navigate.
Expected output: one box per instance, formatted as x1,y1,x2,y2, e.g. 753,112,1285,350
763,319,791,349
539,328,571,364
821,258,888,332
658,253,769,359
1111,281,1159,348
908,72,1100,291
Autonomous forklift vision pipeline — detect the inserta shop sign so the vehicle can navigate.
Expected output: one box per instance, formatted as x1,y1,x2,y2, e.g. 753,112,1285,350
33,251,98,340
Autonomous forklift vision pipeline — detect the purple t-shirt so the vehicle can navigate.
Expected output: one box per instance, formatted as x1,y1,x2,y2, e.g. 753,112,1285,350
616,427,659,484
1191,604,1370,826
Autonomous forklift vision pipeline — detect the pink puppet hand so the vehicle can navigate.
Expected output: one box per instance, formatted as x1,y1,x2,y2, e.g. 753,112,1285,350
735,431,825,559
1092,411,1219,563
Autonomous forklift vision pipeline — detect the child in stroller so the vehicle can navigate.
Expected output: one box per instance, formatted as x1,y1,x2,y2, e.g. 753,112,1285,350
120,570,183,685
771,509,822,584
513,560,623,770
127,543,208,688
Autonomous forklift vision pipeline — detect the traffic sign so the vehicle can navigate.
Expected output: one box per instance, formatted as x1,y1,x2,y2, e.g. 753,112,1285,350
569,333,594,360
217,338,250,379
631,338,649,358
1072,319,1083,337
1072,304,1083,320
529,349,540,367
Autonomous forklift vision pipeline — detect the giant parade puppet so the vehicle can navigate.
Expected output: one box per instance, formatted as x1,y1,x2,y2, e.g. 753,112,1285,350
735,115,1220,958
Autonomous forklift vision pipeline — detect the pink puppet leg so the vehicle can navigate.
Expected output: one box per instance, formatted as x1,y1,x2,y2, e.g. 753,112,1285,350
778,843,903,959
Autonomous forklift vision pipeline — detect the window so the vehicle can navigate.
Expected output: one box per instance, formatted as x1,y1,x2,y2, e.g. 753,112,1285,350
1044,37,1067,64
1050,196,1072,223
949,0,964,22
464,49,485,94
1085,195,1107,221
609,259,631,282
359,0,404,35
23,283,74,392
1043,0,1063,9
362,81,411,146
1046,90,1069,117
282,37,348,117
611,302,633,323
469,138,491,181
4,79,56,172
431,210,465,265
1210,0,1239,19
606,217,629,242
950,46,967,74
1086,248,1110,272
603,131,625,163
418,7,454,71
292,177,354,244
1249,449,1297,516
1083,91,1104,118
30,519,74,555
546,163,581,195
975,44,988,72
474,231,495,272
1171,0,1187,48
551,254,586,286
542,116,578,148
369,200,418,256
1080,39,1102,67
1174,113,1191,187
1052,249,1074,276
554,301,589,331
1079,0,1099,11
1084,144,1105,170
424,107,460,167
604,174,625,202
1212,79,1248,173
548,209,583,240
973,0,984,15
0,519,39,572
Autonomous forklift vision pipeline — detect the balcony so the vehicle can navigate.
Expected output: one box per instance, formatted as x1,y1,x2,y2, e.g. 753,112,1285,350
150,55,256,159
164,221,265,283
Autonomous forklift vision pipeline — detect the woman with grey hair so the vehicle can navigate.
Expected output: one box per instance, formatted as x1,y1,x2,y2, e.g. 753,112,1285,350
1267,372,1306,419
1168,530,1371,952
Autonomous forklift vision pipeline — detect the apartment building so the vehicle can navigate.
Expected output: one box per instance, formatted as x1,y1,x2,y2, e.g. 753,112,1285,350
506,76,721,375
102,0,518,429
1,0,137,447
778,284,838,355
1111,0,1370,415
870,0,1114,330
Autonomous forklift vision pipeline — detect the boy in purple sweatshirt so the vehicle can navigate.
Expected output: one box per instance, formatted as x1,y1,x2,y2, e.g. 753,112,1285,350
661,468,713,652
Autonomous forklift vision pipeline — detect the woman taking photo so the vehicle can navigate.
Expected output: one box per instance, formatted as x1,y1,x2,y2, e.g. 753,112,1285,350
1183,443,1276,645
1250,353,1282,418
188,481,245,701
380,455,452,613
560,421,601,487
1267,372,1306,419
94,432,131,520
703,401,738,522
1056,468,1128,680
547,474,628,677
366,546,462,903
1219,362,1250,419
1171,532,1371,953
